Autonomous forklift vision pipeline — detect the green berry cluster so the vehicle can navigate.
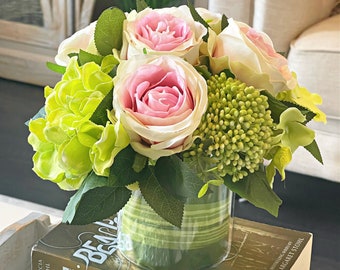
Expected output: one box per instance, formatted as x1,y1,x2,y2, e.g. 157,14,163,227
187,72,274,182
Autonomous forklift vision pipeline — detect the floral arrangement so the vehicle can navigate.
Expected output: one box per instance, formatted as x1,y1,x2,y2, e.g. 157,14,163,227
27,1,326,227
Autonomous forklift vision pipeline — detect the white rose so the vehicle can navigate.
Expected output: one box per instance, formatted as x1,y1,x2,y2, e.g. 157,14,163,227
120,6,207,65
55,22,98,66
113,54,208,160
208,18,296,95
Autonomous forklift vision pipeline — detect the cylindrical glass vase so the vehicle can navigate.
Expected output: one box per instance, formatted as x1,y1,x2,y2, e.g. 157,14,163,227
117,184,233,270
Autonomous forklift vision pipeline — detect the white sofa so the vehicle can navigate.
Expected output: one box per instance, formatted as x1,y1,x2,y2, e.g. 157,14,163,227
208,0,340,182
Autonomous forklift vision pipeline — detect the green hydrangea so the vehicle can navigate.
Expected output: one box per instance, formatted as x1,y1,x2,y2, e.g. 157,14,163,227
28,58,129,190
186,72,274,182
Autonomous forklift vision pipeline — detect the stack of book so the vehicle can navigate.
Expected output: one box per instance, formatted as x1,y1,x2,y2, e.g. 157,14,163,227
31,216,312,269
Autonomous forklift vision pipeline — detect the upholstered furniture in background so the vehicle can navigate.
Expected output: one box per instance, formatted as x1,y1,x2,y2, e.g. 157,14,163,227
209,0,340,183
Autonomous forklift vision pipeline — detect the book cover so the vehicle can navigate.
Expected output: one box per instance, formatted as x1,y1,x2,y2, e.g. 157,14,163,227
31,217,312,270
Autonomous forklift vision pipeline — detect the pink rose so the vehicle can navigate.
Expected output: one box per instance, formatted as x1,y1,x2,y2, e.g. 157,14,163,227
209,18,296,95
113,55,207,160
55,22,97,66
120,6,207,64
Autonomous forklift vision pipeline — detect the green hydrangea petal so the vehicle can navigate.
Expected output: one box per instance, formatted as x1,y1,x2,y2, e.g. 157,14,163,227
114,118,130,149
28,57,115,190
43,126,68,145
74,91,105,117
91,120,130,176
32,149,64,183
58,136,92,176
44,85,54,98
58,175,87,190
82,62,113,92
28,118,48,144
56,80,84,107
77,122,104,148
63,57,82,80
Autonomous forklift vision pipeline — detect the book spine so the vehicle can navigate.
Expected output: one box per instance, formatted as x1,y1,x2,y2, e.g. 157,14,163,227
31,249,100,270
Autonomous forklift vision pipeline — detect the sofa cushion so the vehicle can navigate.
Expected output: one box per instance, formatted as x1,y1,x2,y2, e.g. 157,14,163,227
288,14,340,122
253,0,338,53
286,14,340,182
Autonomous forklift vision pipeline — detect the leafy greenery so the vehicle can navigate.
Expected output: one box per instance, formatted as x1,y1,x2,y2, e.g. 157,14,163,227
108,145,145,187
262,90,289,123
90,89,113,126
221,14,229,31
304,140,323,164
46,62,66,74
187,1,209,41
63,172,131,224
94,7,126,55
117,0,187,11
155,155,203,200
139,167,184,228
224,169,282,217
78,49,104,66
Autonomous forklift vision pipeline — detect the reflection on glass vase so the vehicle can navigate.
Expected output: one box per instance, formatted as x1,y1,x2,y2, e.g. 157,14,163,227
117,184,233,270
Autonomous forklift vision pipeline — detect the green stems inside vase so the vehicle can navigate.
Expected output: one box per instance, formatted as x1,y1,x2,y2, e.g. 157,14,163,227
117,185,233,270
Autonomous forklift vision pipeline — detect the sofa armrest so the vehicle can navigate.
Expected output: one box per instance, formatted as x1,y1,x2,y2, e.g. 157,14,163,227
252,0,338,53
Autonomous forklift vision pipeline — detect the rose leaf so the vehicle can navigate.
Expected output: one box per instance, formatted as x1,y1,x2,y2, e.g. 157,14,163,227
109,145,144,187
94,7,126,55
304,139,323,164
224,169,282,217
78,49,104,66
90,88,113,126
155,155,203,199
139,167,184,228
63,172,131,224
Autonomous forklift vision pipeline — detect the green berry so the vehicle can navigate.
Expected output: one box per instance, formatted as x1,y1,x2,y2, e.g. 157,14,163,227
187,73,274,182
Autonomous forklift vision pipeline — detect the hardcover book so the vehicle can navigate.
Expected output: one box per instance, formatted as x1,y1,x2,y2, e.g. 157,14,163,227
31,217,312,270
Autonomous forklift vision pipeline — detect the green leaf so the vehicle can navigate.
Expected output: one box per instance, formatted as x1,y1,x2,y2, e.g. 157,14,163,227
132,153,148,173
222,69,235,79
139,167,184,228
94,7,126,56
68,52,78,58
63,172,131,224
46,62,66,74
90,88,113,126
224,170,282,217
109,145,143,187
264,90,316,124
136,0,148,12
221,14,229,31
194,65,211,80
304,139,323,164
187,0,209,41
155,155,203,200
261,90,288,123
68,186,131,225
78,49,104,66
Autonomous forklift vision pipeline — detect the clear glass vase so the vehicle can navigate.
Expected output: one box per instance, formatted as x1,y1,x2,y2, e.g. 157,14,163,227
117,184,233,270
